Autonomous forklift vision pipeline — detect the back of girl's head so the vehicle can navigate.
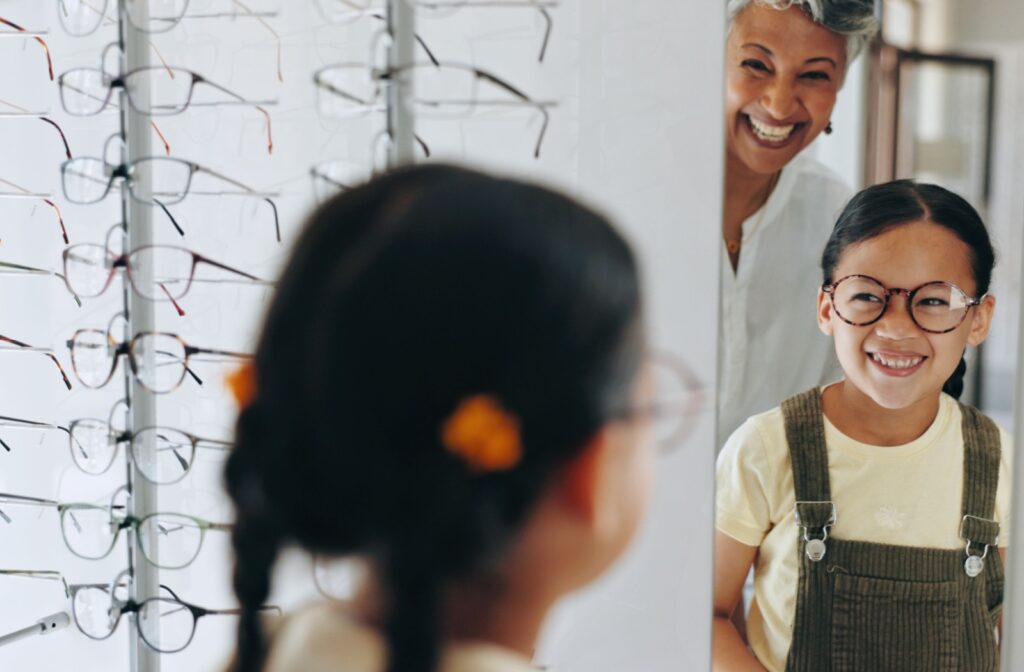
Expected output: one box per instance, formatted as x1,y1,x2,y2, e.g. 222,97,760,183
224,164,643,672
821,179,996,398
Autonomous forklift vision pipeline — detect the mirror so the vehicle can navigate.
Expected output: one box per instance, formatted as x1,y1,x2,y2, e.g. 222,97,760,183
714,1,1023,669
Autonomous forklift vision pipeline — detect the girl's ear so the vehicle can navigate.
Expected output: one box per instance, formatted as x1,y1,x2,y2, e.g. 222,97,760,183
557,432,602,528
817,287,835,336
967,295,996,347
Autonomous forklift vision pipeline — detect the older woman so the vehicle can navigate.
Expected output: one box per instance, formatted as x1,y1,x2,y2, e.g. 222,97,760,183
718,0,878,443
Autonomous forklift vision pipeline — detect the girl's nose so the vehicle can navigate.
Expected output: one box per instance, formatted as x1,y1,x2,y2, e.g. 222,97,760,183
874,292,918,339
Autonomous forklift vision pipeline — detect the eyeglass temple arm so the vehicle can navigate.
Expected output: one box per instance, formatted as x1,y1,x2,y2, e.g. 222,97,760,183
39,117,72,160
0,261,83,307
0,415,69,453
314,75,375,107
0,175,67,243
187,346,252,361
194,254,264,283
0,492,60,523
151,349,204,386
0,335,73,389
150,197,185,237
535,5,552,63
195,76,276,155
475,69,549,158
228,0,283,82
369,14,440,67
0,17,54,81
195,437,232,451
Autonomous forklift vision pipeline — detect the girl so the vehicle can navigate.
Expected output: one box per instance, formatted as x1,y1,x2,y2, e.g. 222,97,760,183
224,164,673,672
713,180,1012,671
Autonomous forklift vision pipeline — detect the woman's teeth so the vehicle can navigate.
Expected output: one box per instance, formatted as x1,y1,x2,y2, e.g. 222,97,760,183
872,353,924,370
748,116,797,142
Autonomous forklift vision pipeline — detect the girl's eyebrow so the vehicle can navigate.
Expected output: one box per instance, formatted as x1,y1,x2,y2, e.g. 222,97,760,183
741,43,837,69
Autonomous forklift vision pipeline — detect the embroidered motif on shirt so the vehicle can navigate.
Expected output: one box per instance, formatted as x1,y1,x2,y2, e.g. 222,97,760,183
875,506,908,530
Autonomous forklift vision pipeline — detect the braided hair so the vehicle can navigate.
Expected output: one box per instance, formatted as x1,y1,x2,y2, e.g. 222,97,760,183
821,179,996,399
224,164,643,672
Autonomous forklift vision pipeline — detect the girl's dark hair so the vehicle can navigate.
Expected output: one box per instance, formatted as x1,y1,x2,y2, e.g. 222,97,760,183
224,164,643,672
821,179,995,400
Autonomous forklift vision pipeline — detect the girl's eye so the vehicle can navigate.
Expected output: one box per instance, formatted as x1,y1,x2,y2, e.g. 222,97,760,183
742,59,770,73
916,298,950,308
851,293,883,304
800,71,831,81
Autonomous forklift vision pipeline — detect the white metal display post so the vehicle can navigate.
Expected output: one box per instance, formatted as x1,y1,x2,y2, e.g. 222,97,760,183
386,0,416,167
119,1,160,670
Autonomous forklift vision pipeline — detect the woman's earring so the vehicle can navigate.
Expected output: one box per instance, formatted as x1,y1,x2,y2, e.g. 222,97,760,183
825,122,834,135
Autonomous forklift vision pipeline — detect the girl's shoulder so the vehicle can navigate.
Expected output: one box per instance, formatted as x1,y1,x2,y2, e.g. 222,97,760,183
264,601,385,672
718,404,793,471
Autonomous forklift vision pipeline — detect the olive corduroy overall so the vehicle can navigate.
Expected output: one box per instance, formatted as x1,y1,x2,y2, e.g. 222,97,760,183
781,389,1003,672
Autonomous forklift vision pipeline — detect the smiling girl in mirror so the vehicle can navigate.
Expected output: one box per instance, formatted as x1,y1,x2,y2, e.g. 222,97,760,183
719,0,878,443
714,181,1012,671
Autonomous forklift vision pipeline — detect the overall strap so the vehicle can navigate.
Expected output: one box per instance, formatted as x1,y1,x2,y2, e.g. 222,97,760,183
782,388,835,533
959,403,1002,549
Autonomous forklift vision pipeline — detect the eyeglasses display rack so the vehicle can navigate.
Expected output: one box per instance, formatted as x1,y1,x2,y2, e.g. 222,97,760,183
0,1,561,670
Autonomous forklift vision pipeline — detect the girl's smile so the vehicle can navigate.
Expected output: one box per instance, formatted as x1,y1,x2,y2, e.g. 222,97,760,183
867,349,928,377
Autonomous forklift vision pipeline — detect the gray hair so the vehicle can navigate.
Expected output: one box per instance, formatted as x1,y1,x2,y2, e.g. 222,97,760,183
727,0,879,67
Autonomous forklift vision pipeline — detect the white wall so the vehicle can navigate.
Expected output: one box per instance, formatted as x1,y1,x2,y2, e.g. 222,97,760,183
534,3,722,671
0,2,723,671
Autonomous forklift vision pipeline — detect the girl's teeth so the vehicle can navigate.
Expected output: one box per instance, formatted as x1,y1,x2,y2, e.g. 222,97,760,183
872,353,924,370
749,117,796,142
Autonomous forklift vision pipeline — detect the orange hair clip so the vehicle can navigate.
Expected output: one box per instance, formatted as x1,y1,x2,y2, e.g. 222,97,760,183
227,361,257,409
441,395,522,473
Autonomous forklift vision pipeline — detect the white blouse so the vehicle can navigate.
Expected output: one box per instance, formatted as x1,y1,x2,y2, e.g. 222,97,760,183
717,154,852,445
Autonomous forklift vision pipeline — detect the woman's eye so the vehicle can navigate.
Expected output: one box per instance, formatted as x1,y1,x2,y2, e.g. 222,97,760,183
800,71,831,81
742,59,770,73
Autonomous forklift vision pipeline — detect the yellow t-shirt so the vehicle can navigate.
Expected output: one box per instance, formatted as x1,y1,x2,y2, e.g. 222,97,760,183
716,390,1013,672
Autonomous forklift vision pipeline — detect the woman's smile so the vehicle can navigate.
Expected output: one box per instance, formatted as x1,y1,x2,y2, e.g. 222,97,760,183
742,113,808,149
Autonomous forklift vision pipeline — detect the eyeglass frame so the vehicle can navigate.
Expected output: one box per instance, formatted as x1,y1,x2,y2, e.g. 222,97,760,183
315,0,556,63
0,491,231,569
62,242,269,305
66,324,251,393
67,569,278,652
58,63,276,154
60,153,281,241
0,406,232,484
56,0,279,36
314,60,554,158
822,274,984,335
604,350,705,455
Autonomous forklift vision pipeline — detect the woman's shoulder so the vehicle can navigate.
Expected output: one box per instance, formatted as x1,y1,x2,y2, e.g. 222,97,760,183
777,154,853,217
